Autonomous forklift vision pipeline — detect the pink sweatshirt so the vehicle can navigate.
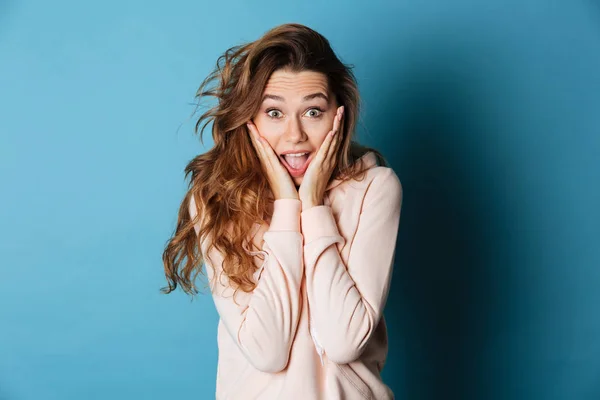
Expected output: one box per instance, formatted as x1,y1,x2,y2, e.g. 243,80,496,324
189,152,403,399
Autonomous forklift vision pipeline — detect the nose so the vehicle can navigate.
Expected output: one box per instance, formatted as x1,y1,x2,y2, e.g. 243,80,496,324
283,115,307,144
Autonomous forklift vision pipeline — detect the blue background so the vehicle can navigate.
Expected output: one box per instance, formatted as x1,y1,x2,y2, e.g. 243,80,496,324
1,1,599,399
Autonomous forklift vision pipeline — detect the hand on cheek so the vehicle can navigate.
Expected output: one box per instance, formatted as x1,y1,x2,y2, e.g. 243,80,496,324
298,106,344,211
246,121,299,201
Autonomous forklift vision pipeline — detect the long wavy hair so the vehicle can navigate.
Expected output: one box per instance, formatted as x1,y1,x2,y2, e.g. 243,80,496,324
162,23,387,297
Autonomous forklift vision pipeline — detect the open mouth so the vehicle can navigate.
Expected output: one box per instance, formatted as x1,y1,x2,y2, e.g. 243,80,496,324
280,152,313,177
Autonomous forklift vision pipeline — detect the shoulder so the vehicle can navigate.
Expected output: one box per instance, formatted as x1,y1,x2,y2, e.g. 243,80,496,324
369,166,402,189
355,150,402,195
329,151,402,205
362,166,403,207
330,164,402,214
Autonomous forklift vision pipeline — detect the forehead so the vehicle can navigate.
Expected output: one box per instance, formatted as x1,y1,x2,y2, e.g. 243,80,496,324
263,69,330,97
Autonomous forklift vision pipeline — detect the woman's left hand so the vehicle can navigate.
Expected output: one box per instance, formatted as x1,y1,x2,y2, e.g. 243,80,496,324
298,105,344,211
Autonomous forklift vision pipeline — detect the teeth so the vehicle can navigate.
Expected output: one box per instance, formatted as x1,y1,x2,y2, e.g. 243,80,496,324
284,152,308,157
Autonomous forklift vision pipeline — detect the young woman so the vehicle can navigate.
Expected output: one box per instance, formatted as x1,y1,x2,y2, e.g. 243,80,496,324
163,23,403,400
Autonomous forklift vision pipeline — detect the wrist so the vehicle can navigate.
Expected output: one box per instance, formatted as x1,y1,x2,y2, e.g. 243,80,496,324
277,195,300,201
275,191,300,201
301,198,323,211
269,199,302,231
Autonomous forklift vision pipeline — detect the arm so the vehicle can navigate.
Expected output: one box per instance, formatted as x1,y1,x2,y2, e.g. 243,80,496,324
301,168,403,364
190,196,304,373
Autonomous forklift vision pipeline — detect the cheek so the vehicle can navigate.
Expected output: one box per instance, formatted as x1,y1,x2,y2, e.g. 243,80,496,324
261,133,278,149
253,121,280,147
307,126,331,148
310,115,335,135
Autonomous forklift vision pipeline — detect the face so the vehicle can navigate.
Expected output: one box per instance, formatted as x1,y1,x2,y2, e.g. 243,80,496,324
252,69,338,187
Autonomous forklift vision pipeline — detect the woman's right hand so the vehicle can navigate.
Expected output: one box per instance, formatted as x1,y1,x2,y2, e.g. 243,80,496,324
246,121,299,201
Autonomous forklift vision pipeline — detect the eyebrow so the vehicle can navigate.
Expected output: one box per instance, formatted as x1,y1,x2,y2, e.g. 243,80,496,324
262,92,329,103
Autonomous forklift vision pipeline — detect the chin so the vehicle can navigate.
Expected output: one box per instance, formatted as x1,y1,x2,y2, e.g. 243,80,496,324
293,177,303,187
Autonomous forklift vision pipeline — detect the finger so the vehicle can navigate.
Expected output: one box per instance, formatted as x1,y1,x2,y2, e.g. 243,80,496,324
319,107,343,164
247,121,280,171
246,122,270,165
328,108,344,161
261,138,282,170
332,106,343,133
246,121,262,150
250,123,279,165
315,127,336,164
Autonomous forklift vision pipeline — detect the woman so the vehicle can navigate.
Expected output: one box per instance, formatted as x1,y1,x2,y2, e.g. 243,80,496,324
163,23,403,400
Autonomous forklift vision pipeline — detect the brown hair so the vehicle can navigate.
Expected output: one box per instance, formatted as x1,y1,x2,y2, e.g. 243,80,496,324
162,23,386,297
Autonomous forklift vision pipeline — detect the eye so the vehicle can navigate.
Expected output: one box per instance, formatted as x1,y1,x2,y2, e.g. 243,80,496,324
266,109,283,119
304,108,323,118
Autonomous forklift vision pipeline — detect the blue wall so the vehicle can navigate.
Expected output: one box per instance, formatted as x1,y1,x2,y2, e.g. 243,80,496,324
1,1,599,399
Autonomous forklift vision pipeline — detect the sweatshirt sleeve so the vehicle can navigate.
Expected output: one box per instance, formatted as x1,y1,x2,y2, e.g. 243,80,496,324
300,168,403,364
189,196,304,373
